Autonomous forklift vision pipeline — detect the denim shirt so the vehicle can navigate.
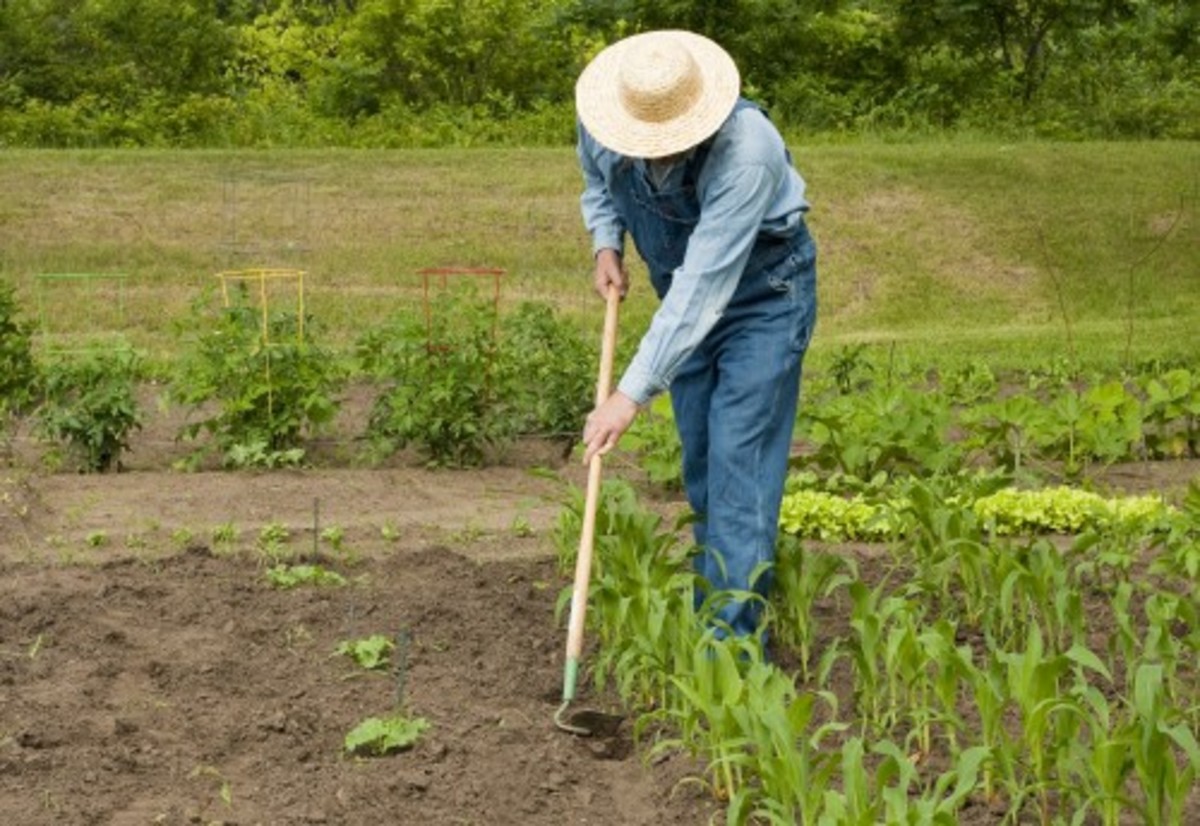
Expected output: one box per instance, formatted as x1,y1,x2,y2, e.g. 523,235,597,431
578,100,810,405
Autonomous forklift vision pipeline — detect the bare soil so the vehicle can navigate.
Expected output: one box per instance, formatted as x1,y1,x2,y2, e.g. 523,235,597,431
0,452,725,825
1,394,1196,826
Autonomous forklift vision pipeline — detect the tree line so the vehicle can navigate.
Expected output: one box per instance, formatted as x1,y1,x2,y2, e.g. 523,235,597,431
0,0,1196,147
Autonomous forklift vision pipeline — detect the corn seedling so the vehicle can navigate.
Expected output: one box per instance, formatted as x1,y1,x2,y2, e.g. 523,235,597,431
1126,662,1200,826
873,740,990,825
843,579,911,736
730,689,844,825
817,736,877,825
1074,680,1135,826
769,535,854,682
654,630,756,802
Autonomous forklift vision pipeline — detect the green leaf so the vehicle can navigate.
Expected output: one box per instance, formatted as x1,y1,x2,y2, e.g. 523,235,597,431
344,714,430,756
335,634,395,670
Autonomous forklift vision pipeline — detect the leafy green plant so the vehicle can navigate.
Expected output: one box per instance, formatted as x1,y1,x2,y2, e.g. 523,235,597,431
360,294,510,467
960,393,1051,474
496,300,593,439
171,304,344,469
265,563,345,589
320,525,345,552
939,359,998,405
0,280,38,420
1140,368,1200,458
257,521,290,558
973,486,1170,537
35,350,142,472
621,395,683,490
798,384,961,479
335,634,394,670
1043,381,1143,477
344,713,429,756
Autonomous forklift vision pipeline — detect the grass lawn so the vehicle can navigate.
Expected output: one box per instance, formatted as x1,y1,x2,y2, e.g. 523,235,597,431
1,140,1196,373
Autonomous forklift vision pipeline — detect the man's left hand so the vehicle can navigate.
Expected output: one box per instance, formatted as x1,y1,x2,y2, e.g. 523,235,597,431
582,391,639,464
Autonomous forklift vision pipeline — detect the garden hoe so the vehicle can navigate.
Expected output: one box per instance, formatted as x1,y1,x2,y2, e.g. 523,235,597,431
554,284,625,738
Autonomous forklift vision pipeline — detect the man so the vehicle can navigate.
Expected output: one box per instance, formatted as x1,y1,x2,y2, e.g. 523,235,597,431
575,29,818,640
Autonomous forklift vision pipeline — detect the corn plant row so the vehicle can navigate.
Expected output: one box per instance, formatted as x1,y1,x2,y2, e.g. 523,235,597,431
556,479,1199,825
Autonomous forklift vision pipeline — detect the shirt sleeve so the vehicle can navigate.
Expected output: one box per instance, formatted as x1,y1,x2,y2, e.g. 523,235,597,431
617,112,785,405
577,128,626,257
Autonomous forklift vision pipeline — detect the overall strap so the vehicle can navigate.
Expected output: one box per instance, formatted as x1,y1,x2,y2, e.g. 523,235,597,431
683,97,766,187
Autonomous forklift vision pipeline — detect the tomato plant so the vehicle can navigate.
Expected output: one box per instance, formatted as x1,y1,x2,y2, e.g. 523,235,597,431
35,350,142,472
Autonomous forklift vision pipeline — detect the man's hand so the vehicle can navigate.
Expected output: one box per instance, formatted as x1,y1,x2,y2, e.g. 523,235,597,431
593,248,629,301
582,391,639,464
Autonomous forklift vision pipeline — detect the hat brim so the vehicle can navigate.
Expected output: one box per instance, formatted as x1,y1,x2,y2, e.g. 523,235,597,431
575,30,740,159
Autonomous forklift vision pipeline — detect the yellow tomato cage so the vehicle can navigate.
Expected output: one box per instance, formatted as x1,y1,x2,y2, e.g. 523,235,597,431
214,268,307,437
215,268,306,345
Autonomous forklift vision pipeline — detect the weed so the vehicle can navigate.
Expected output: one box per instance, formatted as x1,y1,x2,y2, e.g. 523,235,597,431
320,524,345,552
171,527,195,549
211,522,239,548
510,514,534,538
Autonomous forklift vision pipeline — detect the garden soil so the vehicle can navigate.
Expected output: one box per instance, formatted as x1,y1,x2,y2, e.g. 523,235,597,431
0,461,725,826
1,401,1197,825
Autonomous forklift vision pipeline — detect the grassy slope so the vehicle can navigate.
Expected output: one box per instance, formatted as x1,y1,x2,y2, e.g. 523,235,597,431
0,141,1196,372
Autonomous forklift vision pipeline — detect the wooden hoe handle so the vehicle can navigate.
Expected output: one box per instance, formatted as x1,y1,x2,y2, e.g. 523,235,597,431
562,285,620,698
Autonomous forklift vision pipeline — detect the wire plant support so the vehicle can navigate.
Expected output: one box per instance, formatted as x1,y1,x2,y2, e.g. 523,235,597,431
214,268,308,436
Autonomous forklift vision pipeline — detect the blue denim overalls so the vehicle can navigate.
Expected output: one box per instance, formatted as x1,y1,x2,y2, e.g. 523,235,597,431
607,102,818,639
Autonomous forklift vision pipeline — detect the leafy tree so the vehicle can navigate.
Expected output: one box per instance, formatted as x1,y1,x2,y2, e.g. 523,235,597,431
897,0,1132,102
325,0,576,117
0,0,231,106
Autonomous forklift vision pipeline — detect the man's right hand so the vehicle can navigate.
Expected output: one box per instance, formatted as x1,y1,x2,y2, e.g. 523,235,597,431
593,248,629,301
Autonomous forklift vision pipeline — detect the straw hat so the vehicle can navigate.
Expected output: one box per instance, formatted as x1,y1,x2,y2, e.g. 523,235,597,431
576,30,740,159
